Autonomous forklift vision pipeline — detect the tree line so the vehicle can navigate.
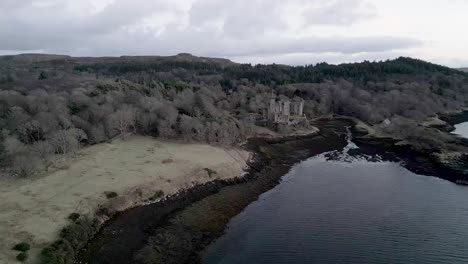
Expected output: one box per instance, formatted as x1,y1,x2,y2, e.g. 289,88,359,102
1,56,468,177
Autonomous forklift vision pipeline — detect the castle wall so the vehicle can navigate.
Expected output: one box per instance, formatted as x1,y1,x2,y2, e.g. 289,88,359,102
267,98,303,124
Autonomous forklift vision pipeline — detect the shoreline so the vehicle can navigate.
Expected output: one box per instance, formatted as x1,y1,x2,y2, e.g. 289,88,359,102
76,117,468,264
0,138,250,264
440,109,468,127
77,119,352,264
351,114,468,185
15,116,468,263
352,134,468,184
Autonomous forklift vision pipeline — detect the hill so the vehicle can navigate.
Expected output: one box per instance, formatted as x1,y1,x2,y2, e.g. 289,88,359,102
1,54,468,177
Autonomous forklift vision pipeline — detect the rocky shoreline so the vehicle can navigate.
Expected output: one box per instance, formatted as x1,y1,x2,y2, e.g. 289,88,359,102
75,119,351,264
70,117,468,264
440,110,468,128
351,134,468,184
354,110,468,185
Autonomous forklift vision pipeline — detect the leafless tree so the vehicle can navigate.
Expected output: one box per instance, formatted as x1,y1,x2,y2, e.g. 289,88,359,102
108,105,138,140
48,128,87,154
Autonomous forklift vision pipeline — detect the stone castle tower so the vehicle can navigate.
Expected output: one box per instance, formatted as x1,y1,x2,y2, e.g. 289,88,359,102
267,95,304,124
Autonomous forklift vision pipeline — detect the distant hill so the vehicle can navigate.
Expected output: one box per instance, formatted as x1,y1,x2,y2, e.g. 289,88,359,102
458,68,468,72
1,54,467,93
0,53,236,68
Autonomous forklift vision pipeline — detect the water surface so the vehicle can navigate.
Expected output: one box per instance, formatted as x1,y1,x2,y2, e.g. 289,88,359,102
453,121,468,138
203,146,468,264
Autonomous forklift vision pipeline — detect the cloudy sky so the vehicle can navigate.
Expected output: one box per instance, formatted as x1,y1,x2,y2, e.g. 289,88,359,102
1,0,467,67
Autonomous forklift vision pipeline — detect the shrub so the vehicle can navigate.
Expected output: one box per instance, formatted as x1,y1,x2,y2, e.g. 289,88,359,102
12,242,30,252
68,213,80,222
38,71,48,80
148,190,164,201
96,207,109,217
104,191,118,199
11,154,45,178
40,217,100,264
16,252,28,262
204,168,218,178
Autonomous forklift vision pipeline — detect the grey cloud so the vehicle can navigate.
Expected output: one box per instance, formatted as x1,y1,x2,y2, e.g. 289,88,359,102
229,50,417,66
0,0,169,50
66,29,420,60
203,36,421,57
189,0,286,38
0,0,421,65
303,0,376,25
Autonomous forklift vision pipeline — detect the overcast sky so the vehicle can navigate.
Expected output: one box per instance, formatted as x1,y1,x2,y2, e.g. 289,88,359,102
0,0,467,67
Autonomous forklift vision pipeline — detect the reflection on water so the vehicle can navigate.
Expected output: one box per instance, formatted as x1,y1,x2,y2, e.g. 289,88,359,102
203,136,468,264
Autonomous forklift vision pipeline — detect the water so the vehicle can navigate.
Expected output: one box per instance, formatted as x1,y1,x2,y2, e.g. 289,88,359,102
203,139,468,264
453,121,468,138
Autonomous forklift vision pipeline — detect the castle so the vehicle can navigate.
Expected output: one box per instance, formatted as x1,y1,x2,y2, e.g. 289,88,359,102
266,96,304,124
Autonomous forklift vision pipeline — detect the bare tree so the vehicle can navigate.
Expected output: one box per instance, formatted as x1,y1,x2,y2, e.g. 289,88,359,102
178,115,205,141
31,140,54,160
2,135,45,177
48,128,87,154
88,124,106,144
11,153,44,177
108,105,138,140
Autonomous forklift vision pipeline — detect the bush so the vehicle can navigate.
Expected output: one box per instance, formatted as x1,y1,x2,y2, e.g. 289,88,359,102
11,154,45,178
16,252,28,262
96,207,110,217
38,71,48,80
12,242,30,252
40,217,100,264
104,191,118,199
148,190,164,201
68,213,80,222
204,168,218,178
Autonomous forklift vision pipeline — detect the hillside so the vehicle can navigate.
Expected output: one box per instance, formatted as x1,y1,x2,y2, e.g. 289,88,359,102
459,68,468,72
1,54,468,179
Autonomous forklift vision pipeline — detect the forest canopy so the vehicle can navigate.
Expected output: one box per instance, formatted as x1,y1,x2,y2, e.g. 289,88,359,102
1,54,468,177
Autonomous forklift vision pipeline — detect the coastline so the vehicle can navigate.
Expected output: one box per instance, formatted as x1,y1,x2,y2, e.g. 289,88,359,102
7,116,468,264
351,134,468,184
0,137,250,264
440,109,468,127
75,117,468,264
77,119,352,264
351,111,468,185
